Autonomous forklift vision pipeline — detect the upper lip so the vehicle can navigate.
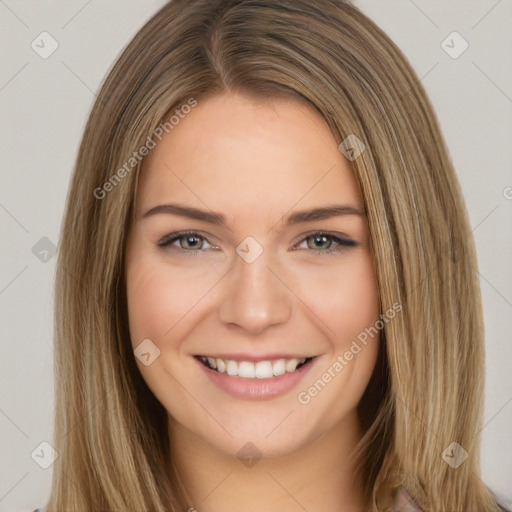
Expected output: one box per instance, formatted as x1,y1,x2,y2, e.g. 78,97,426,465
195,353,316,362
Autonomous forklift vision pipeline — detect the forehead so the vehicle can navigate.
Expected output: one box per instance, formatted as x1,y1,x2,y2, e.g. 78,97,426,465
135,92,362,218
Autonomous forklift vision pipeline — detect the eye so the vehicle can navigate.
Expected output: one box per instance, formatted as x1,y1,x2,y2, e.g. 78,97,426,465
157,231,217,253
295,232,357,255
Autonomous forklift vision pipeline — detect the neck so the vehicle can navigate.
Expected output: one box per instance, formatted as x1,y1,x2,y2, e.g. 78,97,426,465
167,412,368,512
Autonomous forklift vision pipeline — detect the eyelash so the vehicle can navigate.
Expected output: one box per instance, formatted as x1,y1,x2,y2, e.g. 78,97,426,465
156,230,357,256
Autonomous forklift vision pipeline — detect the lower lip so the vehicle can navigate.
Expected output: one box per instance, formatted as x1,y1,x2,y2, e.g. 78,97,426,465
195,357,316,400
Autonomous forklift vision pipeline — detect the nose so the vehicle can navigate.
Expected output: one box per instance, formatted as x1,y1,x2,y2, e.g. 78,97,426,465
218,245,291,334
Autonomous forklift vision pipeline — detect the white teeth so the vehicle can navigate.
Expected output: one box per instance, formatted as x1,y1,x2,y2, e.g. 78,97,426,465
216,358,226,373
226,360,239,376
285,358,300,372
272,359,286,376
238,361,256,378
255,361,273,378
201,356,309,378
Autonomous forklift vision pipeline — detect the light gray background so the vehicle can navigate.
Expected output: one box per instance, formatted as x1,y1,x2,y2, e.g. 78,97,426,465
0,1,511,510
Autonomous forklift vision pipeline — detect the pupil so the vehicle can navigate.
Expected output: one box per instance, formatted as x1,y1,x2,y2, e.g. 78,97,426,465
312,235,329,250
185,236,200,249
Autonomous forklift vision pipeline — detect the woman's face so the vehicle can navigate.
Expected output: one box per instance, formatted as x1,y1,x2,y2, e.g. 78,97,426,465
125,92,380,459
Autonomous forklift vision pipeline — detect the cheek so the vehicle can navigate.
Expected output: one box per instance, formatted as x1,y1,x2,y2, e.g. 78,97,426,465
126,260,169,346
125,254,193,349
301,251,380,345
334,257,380,341
296,256,380,419
298,251,380,393
125,249,223,350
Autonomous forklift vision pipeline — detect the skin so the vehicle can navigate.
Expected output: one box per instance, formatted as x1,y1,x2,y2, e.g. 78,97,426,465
125,92,381,512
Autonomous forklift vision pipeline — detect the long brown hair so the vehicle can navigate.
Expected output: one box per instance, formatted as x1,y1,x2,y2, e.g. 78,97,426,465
48,0,506,510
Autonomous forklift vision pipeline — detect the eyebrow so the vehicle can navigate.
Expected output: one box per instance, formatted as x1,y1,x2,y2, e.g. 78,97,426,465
141,202,364,226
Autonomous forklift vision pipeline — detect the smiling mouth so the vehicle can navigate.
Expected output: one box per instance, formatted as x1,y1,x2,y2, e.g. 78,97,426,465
195,355,315,379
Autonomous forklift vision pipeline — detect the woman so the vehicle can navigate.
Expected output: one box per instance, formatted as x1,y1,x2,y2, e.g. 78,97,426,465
42,0,509,510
